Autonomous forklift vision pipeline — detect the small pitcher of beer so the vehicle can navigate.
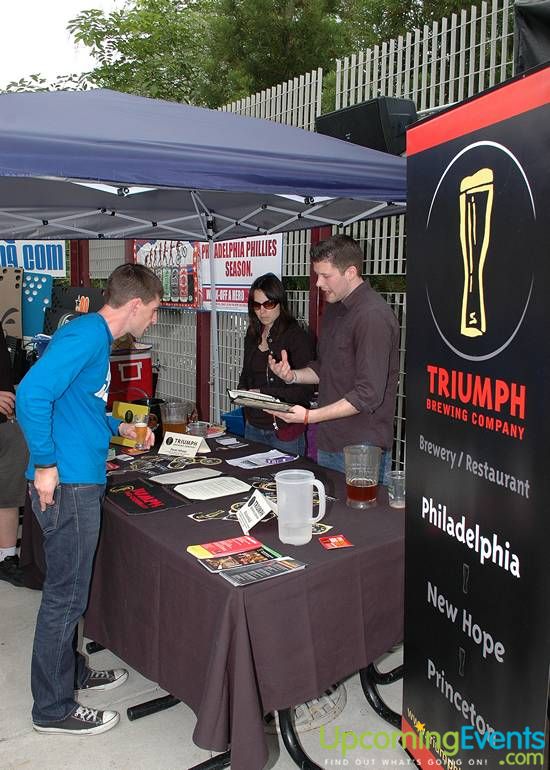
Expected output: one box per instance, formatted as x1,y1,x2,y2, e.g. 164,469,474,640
343,445,381,509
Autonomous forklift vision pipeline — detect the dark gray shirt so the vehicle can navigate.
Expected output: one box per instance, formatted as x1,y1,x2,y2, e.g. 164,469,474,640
309,280,399,452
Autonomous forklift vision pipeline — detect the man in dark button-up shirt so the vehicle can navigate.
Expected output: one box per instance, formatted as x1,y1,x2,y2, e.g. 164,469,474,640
268,234,399,481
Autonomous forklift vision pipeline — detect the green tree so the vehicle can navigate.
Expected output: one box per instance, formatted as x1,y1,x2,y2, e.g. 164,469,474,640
2,0,470,105
67,0,213,103
200,0,352,106
338,0,468,48
4,72,90,93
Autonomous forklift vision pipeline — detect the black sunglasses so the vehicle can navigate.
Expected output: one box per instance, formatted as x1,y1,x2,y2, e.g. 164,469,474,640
252,299,279,310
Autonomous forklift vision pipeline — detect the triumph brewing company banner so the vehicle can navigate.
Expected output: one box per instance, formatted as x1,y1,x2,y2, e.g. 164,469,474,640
402,65,550,768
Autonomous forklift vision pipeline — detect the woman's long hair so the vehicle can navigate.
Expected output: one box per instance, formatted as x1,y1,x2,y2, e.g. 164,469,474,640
246,273,295,342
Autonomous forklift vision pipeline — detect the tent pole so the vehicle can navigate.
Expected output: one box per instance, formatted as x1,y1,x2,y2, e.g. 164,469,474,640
208,224,221,423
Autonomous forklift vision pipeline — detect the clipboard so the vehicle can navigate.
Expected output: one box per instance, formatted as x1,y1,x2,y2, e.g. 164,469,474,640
227,389,294,413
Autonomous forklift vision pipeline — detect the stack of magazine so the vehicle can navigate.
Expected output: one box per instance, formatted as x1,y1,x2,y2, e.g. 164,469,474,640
187,535,305,587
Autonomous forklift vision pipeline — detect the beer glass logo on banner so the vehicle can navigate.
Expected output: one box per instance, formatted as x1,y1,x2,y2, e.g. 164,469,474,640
424,141,536,361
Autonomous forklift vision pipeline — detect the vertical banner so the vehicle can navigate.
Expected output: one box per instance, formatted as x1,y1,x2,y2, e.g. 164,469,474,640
403,66,550,767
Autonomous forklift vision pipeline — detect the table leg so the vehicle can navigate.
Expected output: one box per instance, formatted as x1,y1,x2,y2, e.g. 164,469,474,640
278,708,323,770
85,641,105,654
359,663,403,729
126,694,181,721
188,751,231,769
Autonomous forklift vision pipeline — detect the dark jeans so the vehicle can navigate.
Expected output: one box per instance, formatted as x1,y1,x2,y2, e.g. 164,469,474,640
317,447,392,484
244,423,305,456
29,482,105,725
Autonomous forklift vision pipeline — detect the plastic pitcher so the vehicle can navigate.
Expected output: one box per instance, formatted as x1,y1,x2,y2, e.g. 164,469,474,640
274,469,326,546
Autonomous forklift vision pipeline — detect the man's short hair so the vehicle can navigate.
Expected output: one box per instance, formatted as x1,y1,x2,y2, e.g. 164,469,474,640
310,234,364,275
104,263,163,308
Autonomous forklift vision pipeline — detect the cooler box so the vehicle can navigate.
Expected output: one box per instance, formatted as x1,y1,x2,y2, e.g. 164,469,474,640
221,408,245,436
108,350,153,409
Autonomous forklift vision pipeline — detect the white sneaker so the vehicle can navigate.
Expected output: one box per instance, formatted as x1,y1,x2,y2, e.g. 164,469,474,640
265,683,347,734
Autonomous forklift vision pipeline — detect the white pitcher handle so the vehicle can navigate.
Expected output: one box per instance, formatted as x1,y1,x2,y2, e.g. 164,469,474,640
311,479,326,523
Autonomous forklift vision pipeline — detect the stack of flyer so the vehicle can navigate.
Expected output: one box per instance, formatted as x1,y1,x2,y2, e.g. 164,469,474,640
186,535,305,587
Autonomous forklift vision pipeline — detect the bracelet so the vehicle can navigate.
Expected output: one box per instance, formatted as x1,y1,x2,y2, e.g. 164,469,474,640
288,370,298,385
304,409,309,426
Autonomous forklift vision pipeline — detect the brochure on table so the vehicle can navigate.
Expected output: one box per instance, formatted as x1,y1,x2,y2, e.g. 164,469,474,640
236,489,277,534
226,449,297,470
186,535,306,587
221,557,306,587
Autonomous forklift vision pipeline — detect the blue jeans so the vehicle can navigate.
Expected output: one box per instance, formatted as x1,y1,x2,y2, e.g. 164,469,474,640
244,423,305,457
29,482,105,725
317,447,392,484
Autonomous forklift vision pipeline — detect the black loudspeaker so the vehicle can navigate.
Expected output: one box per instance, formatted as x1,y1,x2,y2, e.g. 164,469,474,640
315,96,417,156
514,0,550,74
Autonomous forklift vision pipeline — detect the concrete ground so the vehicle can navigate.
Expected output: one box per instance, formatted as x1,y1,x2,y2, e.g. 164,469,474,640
0,579,410,770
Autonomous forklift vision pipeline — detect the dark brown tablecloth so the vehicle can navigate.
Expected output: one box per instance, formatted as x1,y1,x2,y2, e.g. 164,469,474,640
22,443,404,770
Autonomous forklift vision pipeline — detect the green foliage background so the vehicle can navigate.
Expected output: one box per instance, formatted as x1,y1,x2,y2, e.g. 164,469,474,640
3,0,466,110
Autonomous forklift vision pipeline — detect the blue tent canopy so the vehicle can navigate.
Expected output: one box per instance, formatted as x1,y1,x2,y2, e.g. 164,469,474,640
0,89,406,241
0,88,407,420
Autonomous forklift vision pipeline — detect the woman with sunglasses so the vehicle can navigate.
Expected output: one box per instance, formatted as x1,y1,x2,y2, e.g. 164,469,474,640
237,273,315,455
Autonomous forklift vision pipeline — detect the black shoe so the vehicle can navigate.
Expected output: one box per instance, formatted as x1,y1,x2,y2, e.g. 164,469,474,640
76,668,128,693
33,705,119,735
0,555,24,587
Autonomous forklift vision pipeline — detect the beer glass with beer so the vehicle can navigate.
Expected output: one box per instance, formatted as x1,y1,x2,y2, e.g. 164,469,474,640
459,168,494,338
343,445,381,509
132,413,148,450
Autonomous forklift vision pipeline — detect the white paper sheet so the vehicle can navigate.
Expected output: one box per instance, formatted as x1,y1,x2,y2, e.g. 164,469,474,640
149,468,222,485
174,476,251,500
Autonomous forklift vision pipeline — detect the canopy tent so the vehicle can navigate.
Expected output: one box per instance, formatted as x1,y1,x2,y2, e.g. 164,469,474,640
0,89,407,417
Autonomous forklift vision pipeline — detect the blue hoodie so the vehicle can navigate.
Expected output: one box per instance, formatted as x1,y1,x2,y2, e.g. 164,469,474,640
17,313,121,483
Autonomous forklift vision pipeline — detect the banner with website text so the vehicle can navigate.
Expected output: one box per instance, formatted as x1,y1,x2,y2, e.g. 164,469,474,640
402,65,550,768
0,240,66,277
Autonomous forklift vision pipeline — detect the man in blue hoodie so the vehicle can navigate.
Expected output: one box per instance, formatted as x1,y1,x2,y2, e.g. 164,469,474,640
17,263,162,736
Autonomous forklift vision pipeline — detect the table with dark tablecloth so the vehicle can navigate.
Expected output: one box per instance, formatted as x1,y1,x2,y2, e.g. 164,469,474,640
22,443,404,770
